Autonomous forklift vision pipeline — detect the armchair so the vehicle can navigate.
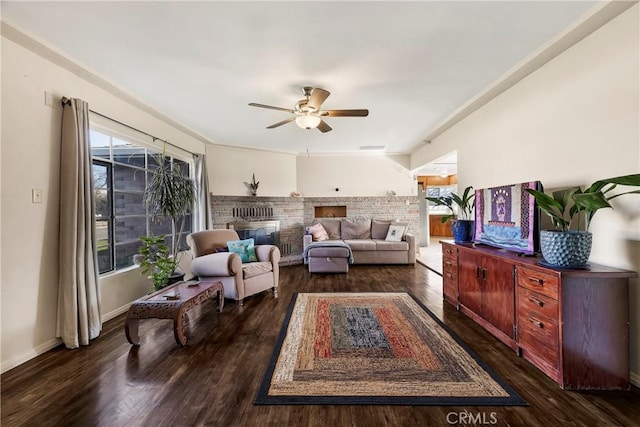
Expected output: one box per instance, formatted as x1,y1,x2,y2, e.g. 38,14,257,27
187,229,280,308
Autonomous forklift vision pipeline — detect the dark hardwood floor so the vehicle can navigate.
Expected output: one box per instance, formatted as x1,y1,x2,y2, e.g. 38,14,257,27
2,264,639,426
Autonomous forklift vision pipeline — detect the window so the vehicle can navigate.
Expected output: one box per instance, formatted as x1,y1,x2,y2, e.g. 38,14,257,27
90,127,193,275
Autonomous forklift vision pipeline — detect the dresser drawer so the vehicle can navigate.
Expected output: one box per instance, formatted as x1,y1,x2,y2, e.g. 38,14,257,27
443,257,457,273
442,243,457,258
518,287,558,321
517,266,559,300
518,312,559,369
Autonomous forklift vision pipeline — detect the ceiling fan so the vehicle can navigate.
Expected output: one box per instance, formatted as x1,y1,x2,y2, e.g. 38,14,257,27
248,86,369,133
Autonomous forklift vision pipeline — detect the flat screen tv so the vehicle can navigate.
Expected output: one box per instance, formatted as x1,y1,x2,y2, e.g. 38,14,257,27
473,181,542,255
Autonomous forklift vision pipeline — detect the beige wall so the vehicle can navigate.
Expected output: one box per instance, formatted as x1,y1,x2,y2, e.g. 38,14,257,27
0,37,206,372
296,154,415,197
207,145,297,197
412,5,640,383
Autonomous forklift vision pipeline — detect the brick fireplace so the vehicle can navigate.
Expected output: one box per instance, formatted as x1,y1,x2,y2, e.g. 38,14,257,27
210,195,419,266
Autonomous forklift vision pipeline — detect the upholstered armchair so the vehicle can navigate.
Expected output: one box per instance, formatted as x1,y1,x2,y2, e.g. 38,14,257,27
187,229,280,308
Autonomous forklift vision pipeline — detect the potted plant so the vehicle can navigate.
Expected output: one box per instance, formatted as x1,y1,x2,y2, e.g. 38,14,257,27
426,185,475,243
526,174,640,268
135,233,177,290
136,149,196,289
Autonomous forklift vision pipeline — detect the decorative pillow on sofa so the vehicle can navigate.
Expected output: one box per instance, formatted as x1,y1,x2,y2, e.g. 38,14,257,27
385,224,407,242
307,223,329,242
313,218,341,240
227,238,258,263
341,218,371,239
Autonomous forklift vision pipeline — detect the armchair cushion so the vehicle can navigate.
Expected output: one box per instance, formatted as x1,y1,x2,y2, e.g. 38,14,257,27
242,261,273,279
227,238,258,263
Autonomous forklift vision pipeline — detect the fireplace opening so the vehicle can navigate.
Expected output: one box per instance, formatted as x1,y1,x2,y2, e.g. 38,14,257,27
227,221,280,247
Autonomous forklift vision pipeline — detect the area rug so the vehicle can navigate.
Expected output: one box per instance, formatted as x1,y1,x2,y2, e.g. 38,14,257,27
254,292,526,406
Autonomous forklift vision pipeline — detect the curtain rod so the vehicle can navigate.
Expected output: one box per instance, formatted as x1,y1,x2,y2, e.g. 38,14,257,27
61,96,191,155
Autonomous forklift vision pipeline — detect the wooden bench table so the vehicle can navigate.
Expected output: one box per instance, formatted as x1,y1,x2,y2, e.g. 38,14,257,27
125,280,224,346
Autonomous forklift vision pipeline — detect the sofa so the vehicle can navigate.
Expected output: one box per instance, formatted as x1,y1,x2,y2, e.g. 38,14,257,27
303,218,416,272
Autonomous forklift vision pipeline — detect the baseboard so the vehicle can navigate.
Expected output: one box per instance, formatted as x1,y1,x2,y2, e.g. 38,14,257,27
631,371,640,388
101,303,132,323
1,337,61,374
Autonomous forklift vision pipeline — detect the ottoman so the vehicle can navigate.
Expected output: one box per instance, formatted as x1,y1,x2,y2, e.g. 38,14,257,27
307,246,350,273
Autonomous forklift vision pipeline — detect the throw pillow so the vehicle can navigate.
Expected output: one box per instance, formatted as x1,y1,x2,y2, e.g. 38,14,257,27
227,238,258,263
307,223,329,242
385,224,407,242
313,218,341,240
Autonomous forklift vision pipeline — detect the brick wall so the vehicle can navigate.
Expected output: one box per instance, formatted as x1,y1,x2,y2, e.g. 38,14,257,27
211,195,420,265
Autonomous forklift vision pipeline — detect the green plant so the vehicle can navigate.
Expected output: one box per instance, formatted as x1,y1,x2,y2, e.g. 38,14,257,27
426,185,475,223
137,233,177,290
143,149,196,264
526,174,640,232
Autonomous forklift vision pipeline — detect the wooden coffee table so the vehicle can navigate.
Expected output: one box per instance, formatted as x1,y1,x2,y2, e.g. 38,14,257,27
125,280,224,346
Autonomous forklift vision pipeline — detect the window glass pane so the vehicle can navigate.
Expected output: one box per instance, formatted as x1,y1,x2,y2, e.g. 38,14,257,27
97,234,113,273
113,138,146,167
180,214,193,234
114,191,145,217
93,162,113,273
147,150,166,170
115,240,141,270
114,217,146,244
113,163,145,192
149,217,172,236
174,158,189,178
90,130,110,160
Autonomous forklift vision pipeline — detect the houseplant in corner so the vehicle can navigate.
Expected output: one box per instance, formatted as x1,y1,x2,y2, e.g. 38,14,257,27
137,148,196,289
426,185,475,243
526,173,640,268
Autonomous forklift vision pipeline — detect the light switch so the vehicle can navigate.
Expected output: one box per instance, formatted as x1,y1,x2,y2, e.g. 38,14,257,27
32,188,43,203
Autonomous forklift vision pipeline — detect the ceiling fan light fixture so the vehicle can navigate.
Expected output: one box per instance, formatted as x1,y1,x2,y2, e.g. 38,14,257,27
295,114,321,129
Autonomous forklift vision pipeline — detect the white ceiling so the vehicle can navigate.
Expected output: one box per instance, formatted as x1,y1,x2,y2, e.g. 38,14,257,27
2,1,597,155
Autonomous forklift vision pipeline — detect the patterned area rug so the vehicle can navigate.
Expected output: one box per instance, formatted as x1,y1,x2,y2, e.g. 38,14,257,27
255,292,526,405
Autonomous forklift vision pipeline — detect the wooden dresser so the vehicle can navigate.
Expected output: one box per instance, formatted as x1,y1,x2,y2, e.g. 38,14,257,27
440,241,637,390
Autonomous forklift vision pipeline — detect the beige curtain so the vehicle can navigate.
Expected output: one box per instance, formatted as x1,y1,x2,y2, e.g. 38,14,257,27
57,97,102,348
193,153,212,231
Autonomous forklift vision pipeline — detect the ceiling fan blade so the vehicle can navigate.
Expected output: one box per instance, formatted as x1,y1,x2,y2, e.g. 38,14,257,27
307,88,330,111
322,109,369,117
249,103,295,113
317,120,332,133
266,117,296,129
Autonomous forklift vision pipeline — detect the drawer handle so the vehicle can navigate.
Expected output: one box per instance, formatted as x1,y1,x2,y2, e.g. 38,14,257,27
445,261,452,266
528,317,544,328
528,296,544,307
476,266,481,279
528,277,544,286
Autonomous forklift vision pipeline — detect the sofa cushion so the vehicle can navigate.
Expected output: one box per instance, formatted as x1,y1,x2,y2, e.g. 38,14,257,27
340,218,371,239
343,239,377,251
374,239,410,251
307,223,329,242
313,218,341,240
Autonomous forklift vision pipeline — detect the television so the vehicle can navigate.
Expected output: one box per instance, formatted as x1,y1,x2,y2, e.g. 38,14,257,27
473,181,542,255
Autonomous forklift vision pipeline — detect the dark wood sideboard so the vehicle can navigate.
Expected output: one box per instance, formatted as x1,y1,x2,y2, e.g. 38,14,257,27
441,241,637,390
